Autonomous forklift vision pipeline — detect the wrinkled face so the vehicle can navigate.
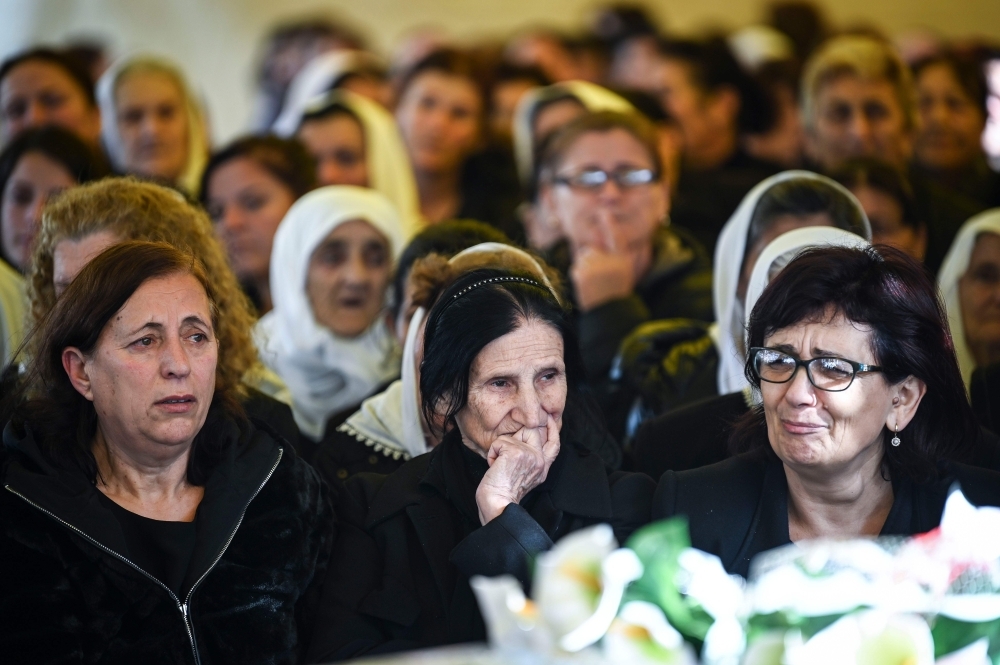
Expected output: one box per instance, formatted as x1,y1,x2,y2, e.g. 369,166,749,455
206,157,296,284
115,71,189,182
297,113,368,187
454,319,567,453
914,63,987,171
396,71,482,175
53,229,121,296
544,128,666,264
850,184,925,261
1,151,76,271
69,272,217,454
959,232,1000,361
737,212,835,304
306,219,392,337
0,59,101,145
761,308,896,474
806,74,912,171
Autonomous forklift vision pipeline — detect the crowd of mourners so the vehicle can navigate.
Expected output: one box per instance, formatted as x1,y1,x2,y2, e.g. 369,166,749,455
0,3,999,662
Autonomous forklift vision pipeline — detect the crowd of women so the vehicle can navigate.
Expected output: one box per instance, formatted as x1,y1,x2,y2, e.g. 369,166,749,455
0,3,999,663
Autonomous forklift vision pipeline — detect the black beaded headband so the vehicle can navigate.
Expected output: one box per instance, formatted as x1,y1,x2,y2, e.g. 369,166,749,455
451,276,545,301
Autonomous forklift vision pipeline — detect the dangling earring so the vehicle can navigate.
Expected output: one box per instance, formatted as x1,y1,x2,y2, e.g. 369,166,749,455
891,424,901,447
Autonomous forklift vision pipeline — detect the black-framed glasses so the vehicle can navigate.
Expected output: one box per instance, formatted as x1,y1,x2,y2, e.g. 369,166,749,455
749,347,883,392
552,167,657,190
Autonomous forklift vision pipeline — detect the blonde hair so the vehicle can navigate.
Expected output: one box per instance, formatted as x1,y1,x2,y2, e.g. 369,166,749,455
801,35,916,131
27,177,257,397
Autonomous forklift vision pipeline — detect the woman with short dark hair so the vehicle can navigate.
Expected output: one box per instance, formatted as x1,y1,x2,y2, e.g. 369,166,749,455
308,268,652,659
0,241,335,663
653,245,1000,577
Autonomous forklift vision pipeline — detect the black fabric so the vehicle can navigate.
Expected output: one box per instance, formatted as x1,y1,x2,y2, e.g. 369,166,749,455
971,362,1000,436
575,225,714,396
311,426,409,481
306,428,655,662
98,494,198,597
244,387,303,456
632,390,749,478
457,145,526,244
0,410,336,665
653,451,1000,578
913,159,1000,211
670,149,782,257
907,169,984,275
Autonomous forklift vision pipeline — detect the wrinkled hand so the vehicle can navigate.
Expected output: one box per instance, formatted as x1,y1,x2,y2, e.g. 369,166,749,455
475,413,561,525
570,247,636,312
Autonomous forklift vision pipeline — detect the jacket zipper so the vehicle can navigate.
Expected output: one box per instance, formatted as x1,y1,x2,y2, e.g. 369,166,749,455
4,446,282,665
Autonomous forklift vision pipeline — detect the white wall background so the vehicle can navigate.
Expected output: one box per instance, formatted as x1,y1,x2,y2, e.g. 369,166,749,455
1,0,997,144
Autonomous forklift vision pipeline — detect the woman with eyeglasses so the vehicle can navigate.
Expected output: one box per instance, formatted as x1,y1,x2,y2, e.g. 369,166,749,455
536,110,713,394
652,244,1000,577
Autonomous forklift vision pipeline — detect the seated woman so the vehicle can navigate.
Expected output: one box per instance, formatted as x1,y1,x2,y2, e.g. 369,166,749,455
97,56,208,196
308,268,653,660
616,170,871,446
290,90,422,238
653,244,1000,577
0,241,334,662
201,135,317,313
938,209,1000,393
536,111,714,398
18,177,298,445
255,186,404,448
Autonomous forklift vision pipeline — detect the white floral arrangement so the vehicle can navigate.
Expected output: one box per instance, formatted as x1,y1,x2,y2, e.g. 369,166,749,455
470,490,1000,665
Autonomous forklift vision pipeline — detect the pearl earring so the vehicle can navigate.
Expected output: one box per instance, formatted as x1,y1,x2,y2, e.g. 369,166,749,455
891,424,901,447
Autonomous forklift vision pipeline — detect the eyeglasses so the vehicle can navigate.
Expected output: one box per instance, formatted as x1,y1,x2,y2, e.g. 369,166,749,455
552,167,657,190
748,347,883,392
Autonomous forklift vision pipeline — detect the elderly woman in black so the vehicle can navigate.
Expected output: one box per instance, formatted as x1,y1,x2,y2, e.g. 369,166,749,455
0,241,334,664
309,268,654,660
654,245,1000,578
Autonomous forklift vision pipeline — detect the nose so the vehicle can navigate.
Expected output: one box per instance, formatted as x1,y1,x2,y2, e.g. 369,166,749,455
160,334,192,379
220,205,247,233
847,112,875,152
341,250,371,285
512,385,547,430
25,100,47,127
782,363,817,407
318,159,345,186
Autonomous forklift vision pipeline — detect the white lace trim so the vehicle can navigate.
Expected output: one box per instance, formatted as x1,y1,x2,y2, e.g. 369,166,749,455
336,421,411,461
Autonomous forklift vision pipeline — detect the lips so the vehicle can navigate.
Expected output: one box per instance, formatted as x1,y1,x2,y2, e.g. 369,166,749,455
155,395,197,413
781,419,827,435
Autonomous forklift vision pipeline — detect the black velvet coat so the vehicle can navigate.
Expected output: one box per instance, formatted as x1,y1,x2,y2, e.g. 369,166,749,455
653,451,1000,578
307,428,655,662
0,413,335,665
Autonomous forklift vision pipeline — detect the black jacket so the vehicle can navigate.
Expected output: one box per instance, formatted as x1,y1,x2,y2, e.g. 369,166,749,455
0,412,335,665
307,429,655,661
653,451,1000,578
972,362,1000,436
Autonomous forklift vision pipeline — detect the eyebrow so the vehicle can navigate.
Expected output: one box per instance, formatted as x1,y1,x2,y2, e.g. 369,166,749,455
125,315,211,337
769,343,849,359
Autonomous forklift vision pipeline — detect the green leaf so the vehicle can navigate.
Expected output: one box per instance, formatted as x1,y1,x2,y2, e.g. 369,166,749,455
930,615,1000,662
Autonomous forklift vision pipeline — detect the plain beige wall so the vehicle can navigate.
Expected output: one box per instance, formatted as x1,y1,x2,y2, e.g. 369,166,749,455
1,0,997,143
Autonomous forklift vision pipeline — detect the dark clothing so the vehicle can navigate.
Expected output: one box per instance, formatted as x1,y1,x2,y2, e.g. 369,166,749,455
244,386,302,455
972,362,1000,435
908,170,983,275
670,149,782,257
311,420,409,482
307,428,655,661
458,146,526,244
632,390,748,479
576,225,714,392
0,411,335,665
606,319,720,449
913,159,1000,211
653,451,1000,577
99,494,198,597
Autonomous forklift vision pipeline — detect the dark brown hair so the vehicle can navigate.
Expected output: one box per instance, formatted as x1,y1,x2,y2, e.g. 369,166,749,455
200,134,317,206
15,241,244,485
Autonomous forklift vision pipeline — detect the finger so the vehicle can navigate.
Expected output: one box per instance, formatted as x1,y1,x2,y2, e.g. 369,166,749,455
596,209,620,254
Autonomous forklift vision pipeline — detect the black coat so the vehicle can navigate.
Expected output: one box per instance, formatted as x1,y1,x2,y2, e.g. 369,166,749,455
307,429,655,662
0,412,335,665
971,362,1000,435
653,451,1000,578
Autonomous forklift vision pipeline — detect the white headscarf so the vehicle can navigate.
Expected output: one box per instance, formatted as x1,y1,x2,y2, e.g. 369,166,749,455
938,209,1000,389
713,171,873,395
255,186,406,441
271,50,384,136
512,81,636,186
96,55,209,196
339,242,557,459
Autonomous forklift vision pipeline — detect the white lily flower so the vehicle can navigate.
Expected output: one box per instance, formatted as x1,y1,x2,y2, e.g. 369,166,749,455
783,611,935,665
604,601,696,665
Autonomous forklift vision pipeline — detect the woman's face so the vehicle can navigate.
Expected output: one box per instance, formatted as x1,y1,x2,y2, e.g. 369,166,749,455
65,272,217,453
850,184,926,261
737,212,835,304
297,113,369,187
544,128,667,261
532,98,586,146
454,319,567,453
761,308,902,475
207,157,296,284
0,59,101,145
115,71,190,182
52,229,121,296
914,63,987,172
306,218,392,337
396,70,482,175
2,151,76,270
959,232,1000,365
